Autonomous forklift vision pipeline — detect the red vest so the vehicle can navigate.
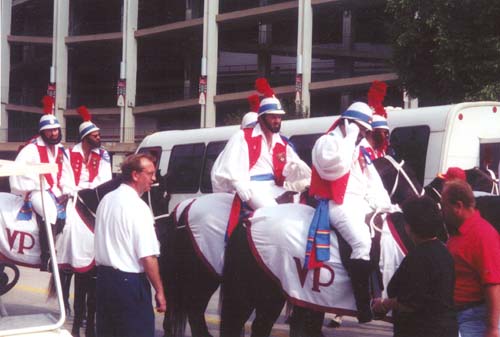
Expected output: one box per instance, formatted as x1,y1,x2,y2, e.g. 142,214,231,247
70,149,102,186
243,128,287,186
309,124,350,204
36,144,65,190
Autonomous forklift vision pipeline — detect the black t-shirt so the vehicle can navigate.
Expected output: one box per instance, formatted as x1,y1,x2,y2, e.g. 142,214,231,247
388,239,458,337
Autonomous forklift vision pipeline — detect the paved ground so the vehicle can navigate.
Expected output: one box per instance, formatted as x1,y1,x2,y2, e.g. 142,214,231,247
1,266,393,337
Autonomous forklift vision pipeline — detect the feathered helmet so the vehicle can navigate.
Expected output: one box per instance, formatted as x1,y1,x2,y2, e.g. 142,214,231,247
255,78,285,116
39,96,61,131
77,106,100,140
367,80,388,130
241,94,260,128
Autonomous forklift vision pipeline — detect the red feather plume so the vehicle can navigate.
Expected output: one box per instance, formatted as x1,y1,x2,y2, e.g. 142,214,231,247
77,106,92,122
247,94,260,113
367,80,388,118
41,96,54,114
255,78,275,98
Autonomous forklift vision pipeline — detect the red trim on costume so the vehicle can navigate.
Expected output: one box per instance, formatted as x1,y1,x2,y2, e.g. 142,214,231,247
36,144,64,190
272,142,286,186
0,251,40,269
386,214,408,255
226,195,242,241
244,128,261,169
243,128,288,186
58,261,96,273
70,150,102,186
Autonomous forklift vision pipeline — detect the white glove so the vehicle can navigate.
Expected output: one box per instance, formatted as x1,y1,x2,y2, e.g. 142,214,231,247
233,181,252,202
344,119,360,142
283,160,312,182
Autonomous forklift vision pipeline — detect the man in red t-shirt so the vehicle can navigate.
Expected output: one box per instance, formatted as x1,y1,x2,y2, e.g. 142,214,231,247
442,180,500,337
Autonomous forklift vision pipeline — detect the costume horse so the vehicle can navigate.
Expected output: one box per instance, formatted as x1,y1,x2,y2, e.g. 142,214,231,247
159,156,423,337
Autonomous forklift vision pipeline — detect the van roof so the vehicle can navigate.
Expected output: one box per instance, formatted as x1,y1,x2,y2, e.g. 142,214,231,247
138,115,340,151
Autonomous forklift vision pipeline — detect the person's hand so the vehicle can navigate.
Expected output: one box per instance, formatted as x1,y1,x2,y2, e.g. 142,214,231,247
155,291,167,313
371,298,388,315
233,181,252,201
344,119,360,140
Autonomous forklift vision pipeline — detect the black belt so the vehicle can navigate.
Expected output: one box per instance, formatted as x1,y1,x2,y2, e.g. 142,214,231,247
455,300,484,311
97,265,145,277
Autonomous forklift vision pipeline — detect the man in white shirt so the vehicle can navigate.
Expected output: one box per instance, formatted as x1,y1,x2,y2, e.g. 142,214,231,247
211,79,310,238
94,153,166,337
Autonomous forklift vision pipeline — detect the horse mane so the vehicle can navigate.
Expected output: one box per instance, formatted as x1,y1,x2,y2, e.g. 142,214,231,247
466,167,498,194
373,156,423,205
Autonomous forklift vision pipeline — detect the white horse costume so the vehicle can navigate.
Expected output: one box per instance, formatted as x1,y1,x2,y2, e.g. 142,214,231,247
173,193,408,314
0,191,94,271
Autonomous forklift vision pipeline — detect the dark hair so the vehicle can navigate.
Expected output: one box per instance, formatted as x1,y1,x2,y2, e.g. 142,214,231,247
402,195,443,238
120,153,156,183
442,179,476,208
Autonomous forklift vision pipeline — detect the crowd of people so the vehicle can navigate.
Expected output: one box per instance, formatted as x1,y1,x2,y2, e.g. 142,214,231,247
7,79,500,337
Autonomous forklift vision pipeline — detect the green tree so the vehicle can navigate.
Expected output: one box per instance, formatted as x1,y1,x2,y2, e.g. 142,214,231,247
386,0,500,105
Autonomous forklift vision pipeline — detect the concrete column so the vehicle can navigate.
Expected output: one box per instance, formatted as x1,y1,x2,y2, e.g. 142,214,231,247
297,0,312,118
121,0,138,143
200,0,218,128
52,0,69,141
337,9,353,78
0,0,12,141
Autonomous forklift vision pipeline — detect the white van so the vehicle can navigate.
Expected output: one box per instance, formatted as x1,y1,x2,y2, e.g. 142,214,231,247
137,101,500,212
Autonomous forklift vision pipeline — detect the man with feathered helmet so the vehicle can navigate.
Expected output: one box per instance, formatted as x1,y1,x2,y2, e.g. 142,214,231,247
10,96,76,271
211,78,311,240
69,106,112,190
307,100,394,324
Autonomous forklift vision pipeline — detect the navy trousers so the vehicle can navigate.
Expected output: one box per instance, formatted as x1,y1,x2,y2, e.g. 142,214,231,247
96,266,154,337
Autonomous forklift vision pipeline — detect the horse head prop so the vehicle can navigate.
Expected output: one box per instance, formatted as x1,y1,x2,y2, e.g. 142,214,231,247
373,156,424,206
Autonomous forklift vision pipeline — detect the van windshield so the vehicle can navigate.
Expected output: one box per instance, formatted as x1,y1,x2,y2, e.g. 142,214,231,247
390,125,430,185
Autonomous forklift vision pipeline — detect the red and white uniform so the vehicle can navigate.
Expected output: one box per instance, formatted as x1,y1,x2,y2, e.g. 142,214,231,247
10,136,76,224
69,143,112,190
211,123,310,209
310,127,392,260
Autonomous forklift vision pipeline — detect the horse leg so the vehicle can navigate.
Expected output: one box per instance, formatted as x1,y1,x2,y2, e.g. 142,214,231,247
179,226,219,337
60,270,73,317
289,306,325,337
220,225,256,337
72,273,85,337
250,258,286,337
251,291,286,337
185,272,219,337
85,269,97,337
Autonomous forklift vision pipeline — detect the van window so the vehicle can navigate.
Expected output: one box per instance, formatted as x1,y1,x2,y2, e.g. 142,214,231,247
289,133,323,166
480,142,500,175
167,143,205,193
390,125,430,185
200,141,228,193
137,146,162,166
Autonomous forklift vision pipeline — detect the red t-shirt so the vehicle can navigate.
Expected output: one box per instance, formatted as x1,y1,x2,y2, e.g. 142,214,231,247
447,211,500,305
